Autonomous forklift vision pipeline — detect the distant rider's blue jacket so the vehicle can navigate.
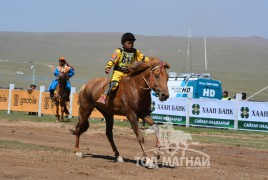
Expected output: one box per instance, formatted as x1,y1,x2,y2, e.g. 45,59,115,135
48,65,74,92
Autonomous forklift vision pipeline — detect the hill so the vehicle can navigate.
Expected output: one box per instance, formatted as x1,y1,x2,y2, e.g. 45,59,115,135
0,32,268,101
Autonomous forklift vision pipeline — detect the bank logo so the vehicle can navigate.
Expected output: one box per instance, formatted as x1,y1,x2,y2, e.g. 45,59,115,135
192,104,200,115
151,101,156,112
134,123,210,169
241,107,249,119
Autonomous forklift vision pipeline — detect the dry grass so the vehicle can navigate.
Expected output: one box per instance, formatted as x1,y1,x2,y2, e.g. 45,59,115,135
1,32,268,101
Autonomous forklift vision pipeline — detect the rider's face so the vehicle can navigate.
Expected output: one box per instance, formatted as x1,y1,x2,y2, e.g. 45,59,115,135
123,40,134,50
59,60,65,66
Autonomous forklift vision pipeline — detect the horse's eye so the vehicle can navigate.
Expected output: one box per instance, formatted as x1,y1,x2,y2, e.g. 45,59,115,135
155,75,159,79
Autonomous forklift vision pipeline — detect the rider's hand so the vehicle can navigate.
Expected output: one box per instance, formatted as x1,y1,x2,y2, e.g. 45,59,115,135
105,67,110,74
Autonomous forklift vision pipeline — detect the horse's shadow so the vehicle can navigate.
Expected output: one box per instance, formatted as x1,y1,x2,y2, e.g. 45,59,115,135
82,153,175,169
82,153,136,164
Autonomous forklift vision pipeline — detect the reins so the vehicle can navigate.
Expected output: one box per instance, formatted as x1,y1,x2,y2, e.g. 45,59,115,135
140,65,161,90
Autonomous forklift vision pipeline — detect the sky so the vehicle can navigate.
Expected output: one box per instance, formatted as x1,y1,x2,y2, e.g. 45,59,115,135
0,0,268,38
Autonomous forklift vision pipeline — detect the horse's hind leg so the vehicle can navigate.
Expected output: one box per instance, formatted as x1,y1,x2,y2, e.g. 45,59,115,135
101,112,122,162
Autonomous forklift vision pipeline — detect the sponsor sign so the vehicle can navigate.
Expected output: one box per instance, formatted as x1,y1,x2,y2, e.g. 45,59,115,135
0,89,9,110
10,90,39,112
190,99,235,128
41,92,57,115
151,96,187,125
238,101,268,131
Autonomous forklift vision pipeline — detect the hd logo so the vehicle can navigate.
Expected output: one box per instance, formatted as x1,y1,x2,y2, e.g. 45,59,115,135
241,107,249,118
192,104,200,115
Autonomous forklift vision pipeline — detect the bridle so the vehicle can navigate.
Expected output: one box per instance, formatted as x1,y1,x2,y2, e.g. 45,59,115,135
141,61,165,95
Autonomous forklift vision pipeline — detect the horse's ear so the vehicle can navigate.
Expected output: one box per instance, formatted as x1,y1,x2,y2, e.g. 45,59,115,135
163,62,170,69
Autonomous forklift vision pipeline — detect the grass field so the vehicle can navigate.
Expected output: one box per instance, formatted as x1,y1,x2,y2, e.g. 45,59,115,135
1,110,267,150
1,32,268,101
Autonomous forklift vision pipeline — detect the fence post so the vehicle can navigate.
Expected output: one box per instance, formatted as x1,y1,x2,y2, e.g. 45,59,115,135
38,86,45,117
234,93,242,130
186,92,193,127
7,84,15,114
68,87,76,118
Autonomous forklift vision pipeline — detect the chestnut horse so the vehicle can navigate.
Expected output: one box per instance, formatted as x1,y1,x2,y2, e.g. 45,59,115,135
53,72,70,122
71,57,170,168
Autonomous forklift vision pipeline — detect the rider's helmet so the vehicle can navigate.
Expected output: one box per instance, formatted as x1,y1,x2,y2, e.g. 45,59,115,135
121,32,136,45
59,56,66,62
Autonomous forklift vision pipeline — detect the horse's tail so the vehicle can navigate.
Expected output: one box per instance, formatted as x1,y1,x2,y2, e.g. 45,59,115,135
77,84,86,105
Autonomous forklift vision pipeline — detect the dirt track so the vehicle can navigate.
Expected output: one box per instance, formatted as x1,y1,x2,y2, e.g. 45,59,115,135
0,119,268,180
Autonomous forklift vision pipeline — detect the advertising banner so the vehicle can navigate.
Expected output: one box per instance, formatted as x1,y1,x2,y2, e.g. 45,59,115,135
0,89,9,110
238,101,268,131
10,90,39,112
41,92,57,115
151,96,187,125
190,99,235,128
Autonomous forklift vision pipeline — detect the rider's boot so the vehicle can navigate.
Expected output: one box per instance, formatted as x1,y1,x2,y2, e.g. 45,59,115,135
49,90,54,99
97,81,117,104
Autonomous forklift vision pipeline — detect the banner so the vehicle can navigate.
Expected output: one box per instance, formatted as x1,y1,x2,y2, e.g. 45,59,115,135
238,101,268,131
151,96,187,125
10,90,39,112
0,89,9,110
41,92,57,115
190,99,235,128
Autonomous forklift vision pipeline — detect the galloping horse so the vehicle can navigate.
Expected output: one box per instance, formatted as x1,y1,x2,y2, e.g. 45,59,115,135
71,57,170,168
52,72,70,122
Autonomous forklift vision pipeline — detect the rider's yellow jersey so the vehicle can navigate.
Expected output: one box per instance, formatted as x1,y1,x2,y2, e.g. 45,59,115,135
106,48,149,71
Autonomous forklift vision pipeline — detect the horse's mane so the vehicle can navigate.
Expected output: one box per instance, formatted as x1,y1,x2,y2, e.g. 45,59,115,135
128,57,159,77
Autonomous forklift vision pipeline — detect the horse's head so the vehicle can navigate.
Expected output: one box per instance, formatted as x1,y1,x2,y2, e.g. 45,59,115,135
58,72,68,85
149,58,170,101
128,58,170,101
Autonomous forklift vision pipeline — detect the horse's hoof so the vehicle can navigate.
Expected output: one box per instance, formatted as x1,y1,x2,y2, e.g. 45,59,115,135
75,152,83,159
142,157,158,169
155,154,161,160
147,162,158,169
116,156,124,162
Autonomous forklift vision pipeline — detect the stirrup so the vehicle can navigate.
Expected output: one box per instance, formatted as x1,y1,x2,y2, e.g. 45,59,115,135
97,95,107,104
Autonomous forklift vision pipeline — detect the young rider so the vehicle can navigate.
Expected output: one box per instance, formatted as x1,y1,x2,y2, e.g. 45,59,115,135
97,32,149,104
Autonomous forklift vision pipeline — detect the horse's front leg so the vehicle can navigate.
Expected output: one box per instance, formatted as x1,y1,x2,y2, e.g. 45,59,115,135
143,115,161,159
55,103,60,122
60,102,65,122
128,112,157,168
